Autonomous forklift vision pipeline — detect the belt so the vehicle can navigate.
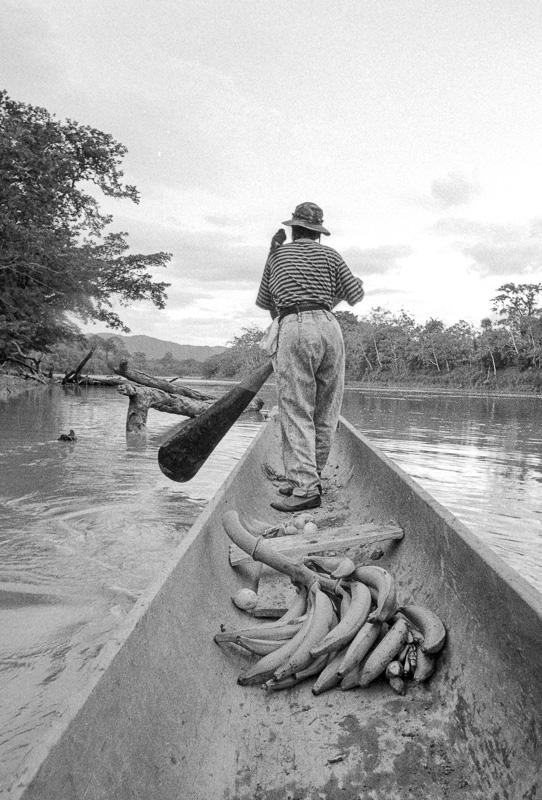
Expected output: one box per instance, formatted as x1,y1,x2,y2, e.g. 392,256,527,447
278,303,331,321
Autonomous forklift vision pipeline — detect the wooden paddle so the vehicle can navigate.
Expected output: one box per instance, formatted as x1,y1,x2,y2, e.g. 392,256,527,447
157,360,273,482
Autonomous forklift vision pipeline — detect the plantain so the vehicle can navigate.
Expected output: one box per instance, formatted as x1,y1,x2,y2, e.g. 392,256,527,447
214,619,305,644
340,665,361,691
303,555,344,574
274,586,336,681
413,647,436,682
263,675,298,692
407,644,417,673
397,605,446,654
271,585,308,623
338,585,351,616
388,676,406,695
353,565,397,623
385,660,403,680
234,636,284,656
311,649,345,695
215,586,307,644
337,620,382,677
266,652,330,692
331,557,356,578
296,652,329,680
310,581,372,657
237,591,316,686
358,617,410,688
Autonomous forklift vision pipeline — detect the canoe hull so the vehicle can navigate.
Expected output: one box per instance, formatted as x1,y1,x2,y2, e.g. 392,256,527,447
10,416,542,800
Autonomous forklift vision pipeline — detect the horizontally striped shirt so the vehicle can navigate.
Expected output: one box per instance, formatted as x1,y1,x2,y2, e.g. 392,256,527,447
256,239,364,317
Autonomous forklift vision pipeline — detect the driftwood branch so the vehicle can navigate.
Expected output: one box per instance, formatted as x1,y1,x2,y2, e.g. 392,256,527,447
2,342,48,382
114,360,265,434
118,383,214,433
2,357,49,383
118,381,264,434
113,361,215,401
63,349,95,384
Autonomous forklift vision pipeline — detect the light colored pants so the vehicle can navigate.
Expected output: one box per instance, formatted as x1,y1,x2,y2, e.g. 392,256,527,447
274,310,345,497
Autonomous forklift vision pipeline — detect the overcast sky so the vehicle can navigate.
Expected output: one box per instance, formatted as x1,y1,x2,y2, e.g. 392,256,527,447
3,0,542,345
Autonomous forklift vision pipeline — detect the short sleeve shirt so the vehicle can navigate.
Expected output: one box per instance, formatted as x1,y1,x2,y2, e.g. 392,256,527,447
256,240,364,315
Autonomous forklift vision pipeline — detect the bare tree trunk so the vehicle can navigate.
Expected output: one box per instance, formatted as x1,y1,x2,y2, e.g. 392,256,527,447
3,356,48,382
118,382,265,434
113,361,215,401
488,348,497,378
430,345,441,372
372,337,383,369
63,349,95,384
118,384,214,433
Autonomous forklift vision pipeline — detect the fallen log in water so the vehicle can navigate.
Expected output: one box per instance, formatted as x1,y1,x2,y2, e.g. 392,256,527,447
114,362,215,401
118,382,265,434
118,383,213,433
69,375,125,386
62,349,95,384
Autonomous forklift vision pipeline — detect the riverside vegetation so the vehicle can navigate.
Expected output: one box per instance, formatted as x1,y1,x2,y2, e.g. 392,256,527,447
1,91,541,397
41,280,542,396
3,284,542,399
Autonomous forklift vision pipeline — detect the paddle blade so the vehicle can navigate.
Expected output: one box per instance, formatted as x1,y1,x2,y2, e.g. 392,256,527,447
158,361,273,482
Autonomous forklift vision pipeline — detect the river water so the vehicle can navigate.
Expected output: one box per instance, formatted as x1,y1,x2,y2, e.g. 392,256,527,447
1,383,541,788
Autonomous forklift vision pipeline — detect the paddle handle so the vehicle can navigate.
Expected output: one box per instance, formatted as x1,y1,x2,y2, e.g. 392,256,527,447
158,361,273,482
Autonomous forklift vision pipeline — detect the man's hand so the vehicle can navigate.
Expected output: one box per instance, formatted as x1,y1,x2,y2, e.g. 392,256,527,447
270,228,287,251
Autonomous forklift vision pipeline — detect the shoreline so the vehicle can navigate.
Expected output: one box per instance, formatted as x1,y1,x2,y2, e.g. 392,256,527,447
185,376,542,401
0,373,50,403
1,372,541,404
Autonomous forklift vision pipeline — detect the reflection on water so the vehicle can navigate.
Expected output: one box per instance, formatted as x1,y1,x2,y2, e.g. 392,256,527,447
0,383,541,786
341,390,542,591
0,384,263,787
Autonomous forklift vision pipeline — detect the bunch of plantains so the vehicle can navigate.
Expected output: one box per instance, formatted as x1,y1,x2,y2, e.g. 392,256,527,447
216,511,446,695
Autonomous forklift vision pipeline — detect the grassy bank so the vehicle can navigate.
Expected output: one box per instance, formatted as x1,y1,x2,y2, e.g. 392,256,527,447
344,365,542,398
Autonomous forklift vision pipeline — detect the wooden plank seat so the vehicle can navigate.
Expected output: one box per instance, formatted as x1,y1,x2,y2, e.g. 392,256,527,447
228,520,404,568
228,520,404,617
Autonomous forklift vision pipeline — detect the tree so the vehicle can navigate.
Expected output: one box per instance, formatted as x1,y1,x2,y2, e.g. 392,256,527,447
132,351,148,370
335,311,369,379
227,326,267,373
479,318,508,379
418,318,446,372
0,91,171,360
439,320,476,371
491,283,542,368
158,351,176,373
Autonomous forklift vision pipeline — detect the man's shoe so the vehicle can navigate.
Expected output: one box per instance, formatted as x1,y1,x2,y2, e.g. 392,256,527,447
278,484,322,497
270,494,321,512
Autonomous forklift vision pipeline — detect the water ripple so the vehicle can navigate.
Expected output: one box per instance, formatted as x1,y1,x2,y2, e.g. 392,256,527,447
1,383,541,786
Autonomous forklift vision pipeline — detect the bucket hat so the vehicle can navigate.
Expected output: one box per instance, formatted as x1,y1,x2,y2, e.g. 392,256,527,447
282,202,330,236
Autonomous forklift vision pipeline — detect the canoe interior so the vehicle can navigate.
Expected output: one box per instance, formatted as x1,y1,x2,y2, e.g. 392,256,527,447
12,415,542,800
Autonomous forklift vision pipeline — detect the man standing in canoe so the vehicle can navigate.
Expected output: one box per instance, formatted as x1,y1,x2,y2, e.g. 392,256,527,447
256,202,364,512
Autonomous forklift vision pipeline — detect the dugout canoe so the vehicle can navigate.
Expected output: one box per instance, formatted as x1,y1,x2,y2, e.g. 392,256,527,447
9,415,542,800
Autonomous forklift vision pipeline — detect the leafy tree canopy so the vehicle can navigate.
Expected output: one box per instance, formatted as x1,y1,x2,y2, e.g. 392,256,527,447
491,283,542,327
0,91,171,358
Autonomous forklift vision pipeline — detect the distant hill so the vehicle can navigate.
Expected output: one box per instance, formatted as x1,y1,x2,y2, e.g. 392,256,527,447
101,334,226,362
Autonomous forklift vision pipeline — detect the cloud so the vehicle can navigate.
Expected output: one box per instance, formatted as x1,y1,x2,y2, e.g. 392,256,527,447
431,217,496,239
464,241,542,276
433,216,542,277
161,285,216,309
364,287,409,297
343,244,412,275
204,214,239,228
430,172,479,208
